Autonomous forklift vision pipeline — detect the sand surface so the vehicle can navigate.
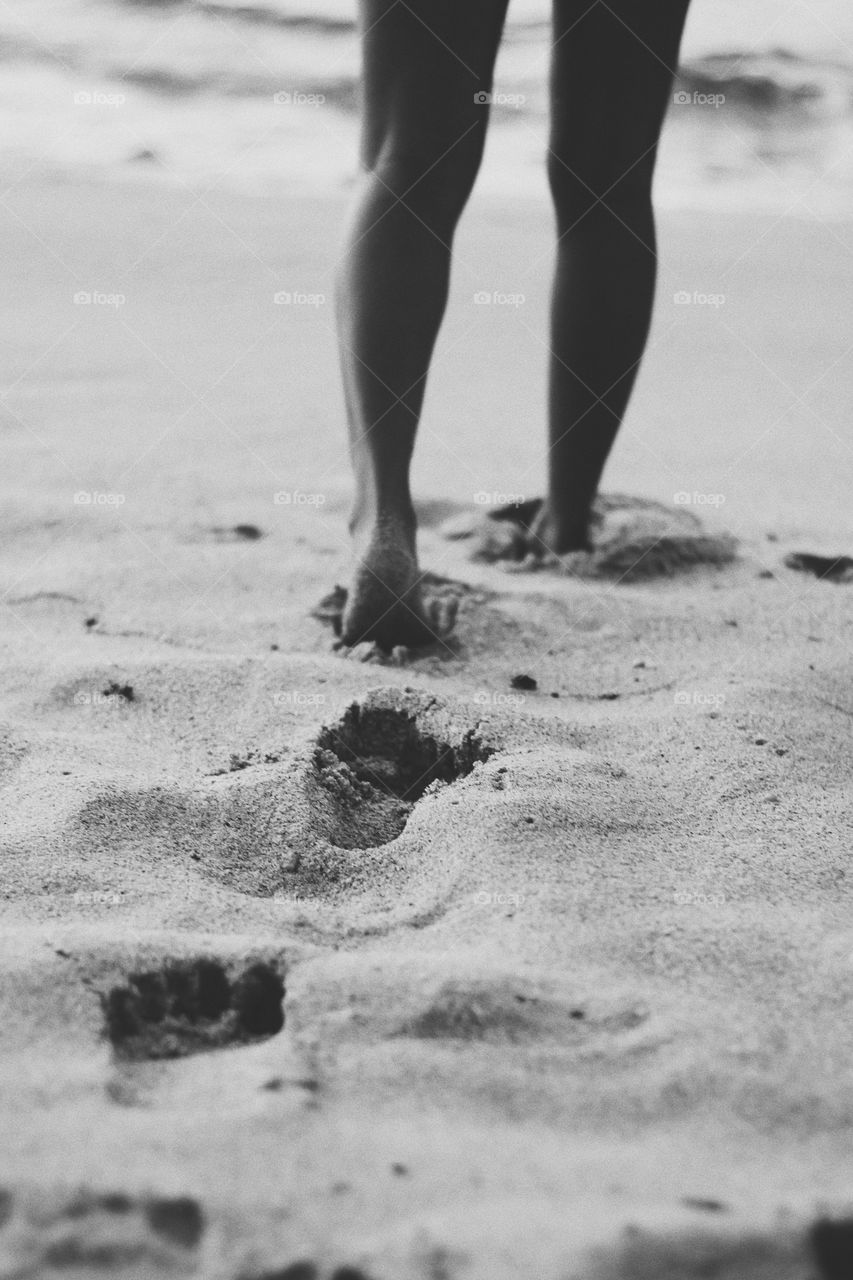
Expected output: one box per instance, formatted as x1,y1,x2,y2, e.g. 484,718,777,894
1,177,852,1278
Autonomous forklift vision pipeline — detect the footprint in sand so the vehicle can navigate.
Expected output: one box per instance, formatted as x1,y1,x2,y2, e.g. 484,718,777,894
0,1188,204,1277
440,493,737,580
308,688,495,849
72,690,495,898
74,762,300,896
294,952,655,1063
785,551,853,583
396,978,648,1047
102,957,284,1060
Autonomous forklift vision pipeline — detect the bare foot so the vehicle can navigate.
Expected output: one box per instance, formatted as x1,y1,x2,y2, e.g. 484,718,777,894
340,521,458,650
515,498,594,558
442,494,737,579
457,497,593,562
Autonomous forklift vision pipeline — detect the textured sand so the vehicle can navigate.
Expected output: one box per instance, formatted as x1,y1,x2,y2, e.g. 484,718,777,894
1,178,852,1279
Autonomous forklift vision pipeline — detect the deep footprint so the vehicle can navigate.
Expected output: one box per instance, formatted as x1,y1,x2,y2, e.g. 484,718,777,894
442,492,737,579
2,1189,204,1276
103,958,284,1060
310,691,494,848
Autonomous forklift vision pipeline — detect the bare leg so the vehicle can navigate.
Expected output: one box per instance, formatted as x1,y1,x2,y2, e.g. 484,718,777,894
337,0,510,648
529,0,692,555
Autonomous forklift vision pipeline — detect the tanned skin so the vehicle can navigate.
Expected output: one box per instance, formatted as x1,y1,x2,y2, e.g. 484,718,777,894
336,0,692,649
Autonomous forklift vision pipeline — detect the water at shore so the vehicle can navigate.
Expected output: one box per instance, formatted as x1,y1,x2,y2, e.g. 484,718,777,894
3,0,853,212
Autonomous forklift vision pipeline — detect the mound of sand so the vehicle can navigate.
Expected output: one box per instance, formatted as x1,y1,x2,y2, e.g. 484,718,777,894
441,493,738,579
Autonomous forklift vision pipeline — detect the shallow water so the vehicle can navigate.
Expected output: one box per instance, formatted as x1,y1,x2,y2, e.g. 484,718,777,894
3,0,853,211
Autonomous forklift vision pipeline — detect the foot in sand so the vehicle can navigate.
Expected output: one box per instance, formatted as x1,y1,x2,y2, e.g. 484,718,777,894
493,497,594,559
785,551,853,583
442,493,737,581
339,518,458,651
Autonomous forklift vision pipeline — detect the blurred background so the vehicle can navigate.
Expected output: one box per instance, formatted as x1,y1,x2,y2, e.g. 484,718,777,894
2,0,852,557
4,0,853,214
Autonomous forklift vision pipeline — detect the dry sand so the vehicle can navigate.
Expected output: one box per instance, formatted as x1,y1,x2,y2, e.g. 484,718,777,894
1,176,852,1279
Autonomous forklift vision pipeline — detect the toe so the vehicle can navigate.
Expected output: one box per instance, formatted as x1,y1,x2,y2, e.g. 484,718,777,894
427,594,459,641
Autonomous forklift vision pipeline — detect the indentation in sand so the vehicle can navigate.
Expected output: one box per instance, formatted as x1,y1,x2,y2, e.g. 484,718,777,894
103,957,284,1060
289,953,658,1063
785,551,853,583
0,1188,205,1277
442,493,737,580
310,690,495,848
70,688,499,900
74,764,301,896
397,978,648,1045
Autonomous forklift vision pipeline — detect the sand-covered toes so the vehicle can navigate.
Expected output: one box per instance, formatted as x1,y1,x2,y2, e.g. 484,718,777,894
104,957,285,1060
441,493,737,579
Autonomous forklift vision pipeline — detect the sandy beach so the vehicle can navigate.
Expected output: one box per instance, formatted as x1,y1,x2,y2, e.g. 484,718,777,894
1,172,853,1278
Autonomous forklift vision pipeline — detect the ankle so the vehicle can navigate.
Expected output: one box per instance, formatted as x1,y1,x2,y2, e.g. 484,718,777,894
350,504,417,554
537,499,594,554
